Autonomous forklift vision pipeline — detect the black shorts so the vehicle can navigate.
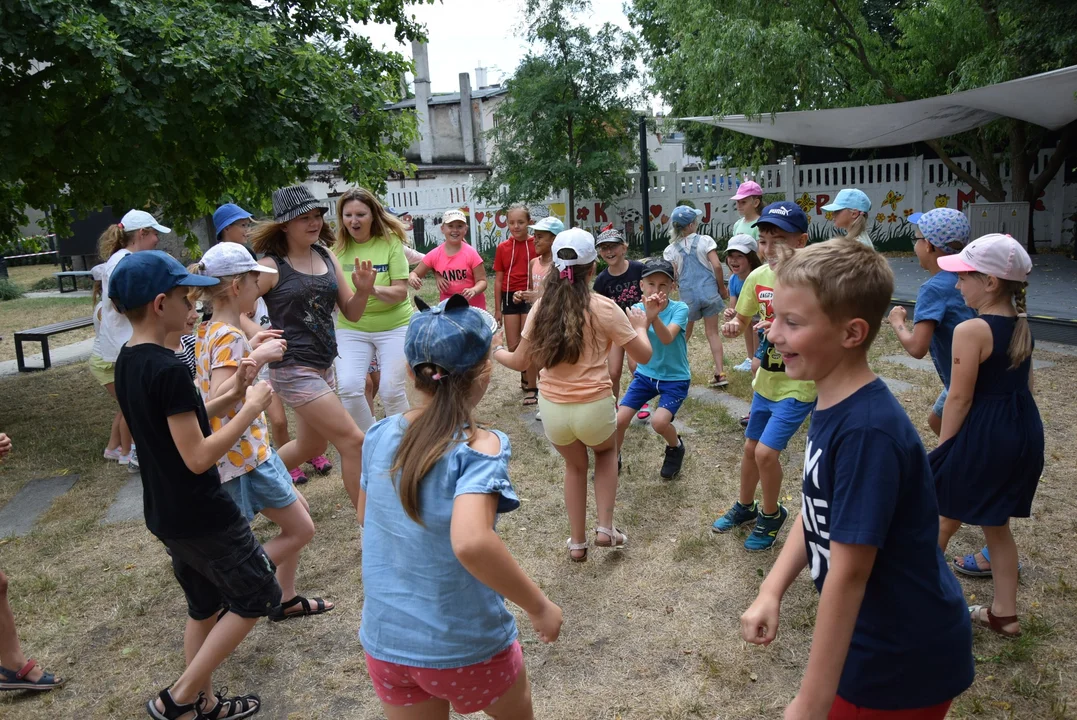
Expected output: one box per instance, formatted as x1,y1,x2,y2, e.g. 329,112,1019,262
162,516,282,620
500,291,531,315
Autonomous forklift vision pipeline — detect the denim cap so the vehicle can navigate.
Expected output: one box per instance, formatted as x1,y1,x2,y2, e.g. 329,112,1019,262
669,205,703,227
908,208,970,253
109,250,218,311
822,188,871,213
213,203,253,237
754,201,809,233
405,295,494,374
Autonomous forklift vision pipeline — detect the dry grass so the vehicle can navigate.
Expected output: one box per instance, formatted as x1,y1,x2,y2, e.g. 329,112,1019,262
5,264,66,290
1,289,1075,719
0,296,94,363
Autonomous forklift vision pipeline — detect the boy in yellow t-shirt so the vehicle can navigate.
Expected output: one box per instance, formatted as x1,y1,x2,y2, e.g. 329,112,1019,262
713,202,817,551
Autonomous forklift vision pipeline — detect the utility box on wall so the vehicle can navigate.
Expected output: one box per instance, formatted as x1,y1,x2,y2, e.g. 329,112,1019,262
965,202,1030,246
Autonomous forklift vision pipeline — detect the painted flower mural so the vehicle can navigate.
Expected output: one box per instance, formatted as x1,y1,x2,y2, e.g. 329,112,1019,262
887,213,898,223
903,208,914,217
795,192,814,214
876,213,886,223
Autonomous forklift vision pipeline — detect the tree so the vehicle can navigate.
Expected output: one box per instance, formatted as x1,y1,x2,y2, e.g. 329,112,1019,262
475,0,641,226
630,0,1077,251
0,0,426,244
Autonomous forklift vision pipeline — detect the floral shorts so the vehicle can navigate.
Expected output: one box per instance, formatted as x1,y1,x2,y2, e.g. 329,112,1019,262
267,364,337,408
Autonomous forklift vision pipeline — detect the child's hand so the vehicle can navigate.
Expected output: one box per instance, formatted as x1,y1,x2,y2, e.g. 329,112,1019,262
249,328,283,349
643,292,663,320
528,598,563,643
435,273,450,295
234,357,258,395
494,308,502,324
408,272,423,290
721,318,742,338
783,693,831,720
352,259,377,296
250,338,287,367
887,305,907,329
753,319,772,334
723,306,737,321
0,433,11,460
740,593,780,646
491,328,504,349
461,287,478,299
627,306,649,330
245,380,274,413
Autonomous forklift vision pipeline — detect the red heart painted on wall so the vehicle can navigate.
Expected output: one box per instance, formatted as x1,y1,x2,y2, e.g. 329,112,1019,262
475,211,485,222
649,204,662,219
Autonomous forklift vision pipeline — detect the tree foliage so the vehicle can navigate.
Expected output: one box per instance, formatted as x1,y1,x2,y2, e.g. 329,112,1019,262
475,0,642,226
0,0,427,243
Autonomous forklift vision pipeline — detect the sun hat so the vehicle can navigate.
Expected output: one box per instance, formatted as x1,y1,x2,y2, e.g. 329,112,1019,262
198,242,278,277
908,208,970,254
528,216,565,235
669,206,703,228
109,250,218,311
731,180,763,201
442,209,468,225
119,210,171,234
754,202,809,234
212,203,253,238
640,257,676,281
406,295,494,374
271,186,326,223
725,233,758,255
937,234,1032,283
595,225,626,246
822,188,872,213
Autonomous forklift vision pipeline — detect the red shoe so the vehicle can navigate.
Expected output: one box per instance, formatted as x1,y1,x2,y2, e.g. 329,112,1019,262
636,403,651,420
309,455,333,475
289,466,308,485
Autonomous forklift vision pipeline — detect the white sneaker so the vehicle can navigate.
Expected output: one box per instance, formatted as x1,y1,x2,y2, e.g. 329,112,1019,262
118,452,132,466
103,447,123,462
127,447,140,474
733,358,753,372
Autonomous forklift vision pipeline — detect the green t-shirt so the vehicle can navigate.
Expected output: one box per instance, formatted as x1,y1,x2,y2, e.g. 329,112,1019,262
335,235,412,333
734,264,817,404
732,217,759,240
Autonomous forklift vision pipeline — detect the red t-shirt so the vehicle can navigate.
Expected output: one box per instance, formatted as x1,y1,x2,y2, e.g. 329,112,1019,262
493,236,536,293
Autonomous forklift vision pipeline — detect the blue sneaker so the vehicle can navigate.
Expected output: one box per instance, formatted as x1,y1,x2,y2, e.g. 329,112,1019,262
711,501,758,533
733,357,753,372
744,504,789,551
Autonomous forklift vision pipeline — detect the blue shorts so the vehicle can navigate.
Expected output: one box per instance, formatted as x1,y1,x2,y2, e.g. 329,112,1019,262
745,393,814,451
620,373,690,418
932,387,948,417
222,452,298,521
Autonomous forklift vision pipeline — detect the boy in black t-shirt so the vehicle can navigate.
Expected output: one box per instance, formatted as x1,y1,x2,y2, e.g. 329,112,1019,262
739,240,973,719
110,251,281,720
594,226,646,402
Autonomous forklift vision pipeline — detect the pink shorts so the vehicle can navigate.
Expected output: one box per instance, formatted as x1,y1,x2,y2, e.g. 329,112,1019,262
267,364,336,408
364,640,523,714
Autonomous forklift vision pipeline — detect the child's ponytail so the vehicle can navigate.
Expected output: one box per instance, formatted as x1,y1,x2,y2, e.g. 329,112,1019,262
845,212,868,243
1008,281,1033,370
98,224,133,259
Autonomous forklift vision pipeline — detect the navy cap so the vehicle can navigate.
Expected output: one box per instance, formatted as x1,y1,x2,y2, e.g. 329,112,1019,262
405,295,494,374
754,201,809,234
640,257,676,280
108,250,218,311
213,203,253,237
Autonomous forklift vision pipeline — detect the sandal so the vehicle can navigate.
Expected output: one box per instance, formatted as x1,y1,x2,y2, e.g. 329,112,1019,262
969,605,1022,638
269,595,335,622
566,538,589,562
203,687,260,720
953,546,1022,578
146,688,205,719
523,388,539,406
594,526,628,549
710,373,729,388
0,659,64,691
520,372,528,391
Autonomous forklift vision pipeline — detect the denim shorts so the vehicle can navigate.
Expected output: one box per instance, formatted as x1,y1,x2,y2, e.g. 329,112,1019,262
745,393,814,451
685,295,724,322
932,387,948,417
222,452,298,522
620,373,690,418
268,364,337,408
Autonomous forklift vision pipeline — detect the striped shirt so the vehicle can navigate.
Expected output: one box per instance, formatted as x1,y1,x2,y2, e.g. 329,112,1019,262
176,334,197,379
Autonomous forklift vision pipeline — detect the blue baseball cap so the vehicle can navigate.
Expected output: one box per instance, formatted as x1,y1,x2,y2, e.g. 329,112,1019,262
669,205,703,227
754,201,809,233
213,203,253,237
108,250,218,311
405,295,494,374
909,208,970,253
821,188,871,213
387,207,411,217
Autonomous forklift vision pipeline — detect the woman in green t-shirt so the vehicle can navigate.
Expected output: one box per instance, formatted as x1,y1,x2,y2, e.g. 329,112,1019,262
333,188,414,431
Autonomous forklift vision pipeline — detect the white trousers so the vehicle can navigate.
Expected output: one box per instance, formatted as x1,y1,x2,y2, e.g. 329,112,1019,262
335,326,410,431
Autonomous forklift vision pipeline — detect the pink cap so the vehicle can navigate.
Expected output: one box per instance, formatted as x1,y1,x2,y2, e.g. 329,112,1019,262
731,180,763,200
937,233,1032,282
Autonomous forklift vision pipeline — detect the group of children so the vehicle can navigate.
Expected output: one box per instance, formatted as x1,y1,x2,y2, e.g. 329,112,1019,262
37,177,1042,718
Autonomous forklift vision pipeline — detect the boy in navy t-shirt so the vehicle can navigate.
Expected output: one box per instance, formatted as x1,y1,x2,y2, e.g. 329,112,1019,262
740,239,973,719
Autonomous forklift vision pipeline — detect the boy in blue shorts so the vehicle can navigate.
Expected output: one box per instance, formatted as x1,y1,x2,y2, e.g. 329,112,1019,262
740,239,973,719
714,202,816,551
615,258,690,480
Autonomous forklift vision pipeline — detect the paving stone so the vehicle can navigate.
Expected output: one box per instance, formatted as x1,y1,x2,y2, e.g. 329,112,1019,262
1033,359,1055,370
879,376,915,394
686,386,751,417
0,475,77,537
880,355,935,373
103,475,143,525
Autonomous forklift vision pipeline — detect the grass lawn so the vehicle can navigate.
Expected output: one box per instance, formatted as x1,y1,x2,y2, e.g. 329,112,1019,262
1,282,1075,719
4,264,67,291
0,296,94,363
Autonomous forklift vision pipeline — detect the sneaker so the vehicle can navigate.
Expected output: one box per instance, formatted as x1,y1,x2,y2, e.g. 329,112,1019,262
733,358,753,372
289,466,309,485
744,505,789,551
309,455,333,475
739,414,750,428
711,500,758,534
536,410,542,421
103,447,123,462
126,447,140,474
660,437,685,480
118,451,133,466
636,403,651,420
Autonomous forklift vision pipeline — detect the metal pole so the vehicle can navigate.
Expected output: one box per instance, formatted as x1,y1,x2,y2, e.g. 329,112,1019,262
639,115,651,256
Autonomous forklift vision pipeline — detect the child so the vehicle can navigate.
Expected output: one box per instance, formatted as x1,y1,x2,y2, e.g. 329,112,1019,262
593,225,645,404
166,301,201,380
933,234,1044,637
409,209,488,310
714,202,817,551
740,239,974,719
730,180,764,240
358,295,562,719
723,233,763,372
493,203,536,396
191,243,333,623
887,208,974,437
109,250,281,720
494,229,652,561
663,205,730,387
515,216,564,409
614,258,689,480
822,188,875,249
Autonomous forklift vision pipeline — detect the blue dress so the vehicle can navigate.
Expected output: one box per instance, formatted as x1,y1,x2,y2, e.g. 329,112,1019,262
929,315,1044,526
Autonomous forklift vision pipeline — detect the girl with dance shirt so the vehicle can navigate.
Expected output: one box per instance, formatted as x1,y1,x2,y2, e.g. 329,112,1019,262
409,209,488,310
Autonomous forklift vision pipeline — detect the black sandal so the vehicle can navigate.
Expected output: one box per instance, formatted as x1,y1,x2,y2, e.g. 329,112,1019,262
203,687,260,720
523,388,539,406
146,688,206,720
269,595,334,622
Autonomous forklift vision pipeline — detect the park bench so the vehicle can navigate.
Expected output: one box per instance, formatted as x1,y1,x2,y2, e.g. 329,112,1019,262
54,270,94,293
13,316,94,372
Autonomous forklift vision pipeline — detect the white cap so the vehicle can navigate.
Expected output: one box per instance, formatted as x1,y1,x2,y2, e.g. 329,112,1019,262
551,227,598,273
442,209,468,225
726,233,758,255
199,242,277,277
119,209,171,234
937,233,1032,283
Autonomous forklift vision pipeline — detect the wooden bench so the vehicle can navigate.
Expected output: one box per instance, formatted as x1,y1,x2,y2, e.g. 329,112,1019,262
13,317,94,372
53,270,94,293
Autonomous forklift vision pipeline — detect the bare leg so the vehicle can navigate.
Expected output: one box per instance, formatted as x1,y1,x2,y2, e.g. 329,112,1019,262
738,438,761,507
105,383,132,453
650,408,679,446
754,442,783,515
982,523,1020,630
159,613,259,718
265,394,291,448
607,344,626,399
928,412,942,437
0,571,55,683
684,320,695,343
382,698,450,720
107,411,122,452
744,322,758,359
365,371,381,418
484,665,535,720
703,314,725,377
278,393,364,508
938,516,962,552
552,439,590,559
590,432,620,543
259,500,317,605
614,404,636,452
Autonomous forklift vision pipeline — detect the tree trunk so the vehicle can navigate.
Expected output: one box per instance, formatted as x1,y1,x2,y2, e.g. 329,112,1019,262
567,184,575,230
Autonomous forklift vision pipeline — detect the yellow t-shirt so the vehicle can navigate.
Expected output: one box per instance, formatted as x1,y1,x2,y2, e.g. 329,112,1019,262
735,264,817,404
334,235,412,333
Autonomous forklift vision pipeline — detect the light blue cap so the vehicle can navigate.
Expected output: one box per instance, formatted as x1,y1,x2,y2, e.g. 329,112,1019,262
670,205,703,227
821,188,871,213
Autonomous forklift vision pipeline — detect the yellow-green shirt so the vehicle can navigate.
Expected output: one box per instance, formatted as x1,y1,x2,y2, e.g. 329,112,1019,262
335,235,412,332
735,264,817,404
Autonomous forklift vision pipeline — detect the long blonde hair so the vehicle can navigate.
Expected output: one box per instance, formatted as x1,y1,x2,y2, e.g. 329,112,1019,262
333,188,407,253
1005,280,1032,369
93,223,140,305
527,250,596,368
846,211,869,242
249,218,334,258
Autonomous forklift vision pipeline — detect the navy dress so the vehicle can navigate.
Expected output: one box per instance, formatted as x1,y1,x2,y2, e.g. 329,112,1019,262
930,315,1044,526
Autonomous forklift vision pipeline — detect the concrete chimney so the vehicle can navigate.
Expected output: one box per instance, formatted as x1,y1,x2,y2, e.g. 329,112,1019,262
459,73,476,164
475,66,488,89
412,41,434,165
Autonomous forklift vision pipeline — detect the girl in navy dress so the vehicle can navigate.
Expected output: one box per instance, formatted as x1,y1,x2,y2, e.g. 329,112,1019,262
931,233,1044,638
